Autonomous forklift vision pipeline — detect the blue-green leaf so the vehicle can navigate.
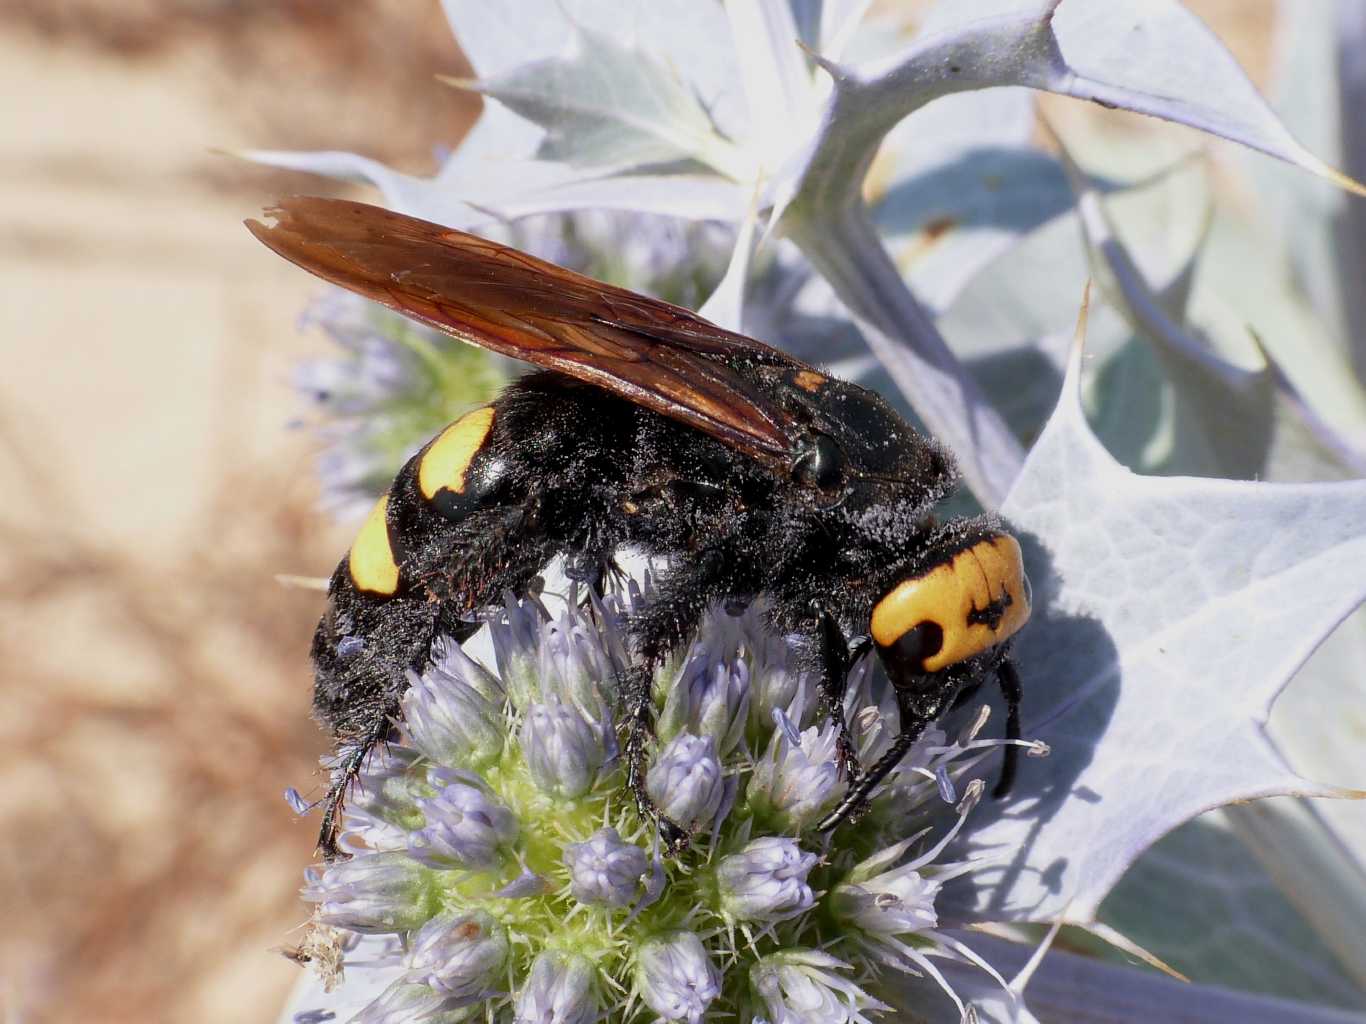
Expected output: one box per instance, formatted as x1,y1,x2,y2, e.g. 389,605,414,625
949,328,1366,925
459,24,747,177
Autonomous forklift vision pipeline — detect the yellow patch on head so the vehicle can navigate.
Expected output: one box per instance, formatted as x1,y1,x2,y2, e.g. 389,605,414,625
348,494,400,596
418,406,496,501
793,370,826,393
871,535,1030,672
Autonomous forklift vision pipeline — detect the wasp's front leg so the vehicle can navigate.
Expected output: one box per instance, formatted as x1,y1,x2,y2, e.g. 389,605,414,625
619,542,755,851
618,663,689,853
813,609,870,786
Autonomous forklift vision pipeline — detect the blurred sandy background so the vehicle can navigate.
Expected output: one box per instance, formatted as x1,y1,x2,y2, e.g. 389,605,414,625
0,2,1272,1021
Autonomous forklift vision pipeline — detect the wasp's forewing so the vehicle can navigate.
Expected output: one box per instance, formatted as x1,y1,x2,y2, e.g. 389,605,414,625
247,198,813,468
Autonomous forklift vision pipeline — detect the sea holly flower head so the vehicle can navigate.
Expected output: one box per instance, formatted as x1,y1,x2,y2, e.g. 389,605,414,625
289,582,1023,1022
292,289,508,522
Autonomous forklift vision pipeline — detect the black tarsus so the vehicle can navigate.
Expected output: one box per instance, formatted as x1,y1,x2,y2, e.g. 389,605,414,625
317,714,395,860
618,544,750,853
816,610,862,784
992,658,1023,799
620,663,689,852
814,652,1025,834
815,684,927,832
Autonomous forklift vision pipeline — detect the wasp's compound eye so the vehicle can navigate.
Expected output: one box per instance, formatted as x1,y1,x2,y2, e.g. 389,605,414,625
793,433,844,491
871,534,1031,675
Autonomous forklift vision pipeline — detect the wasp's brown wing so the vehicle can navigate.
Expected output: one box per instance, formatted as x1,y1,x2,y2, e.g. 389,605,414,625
246,197,811,464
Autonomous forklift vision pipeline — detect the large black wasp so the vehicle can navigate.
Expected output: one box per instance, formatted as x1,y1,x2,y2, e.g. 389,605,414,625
248,198,1031,859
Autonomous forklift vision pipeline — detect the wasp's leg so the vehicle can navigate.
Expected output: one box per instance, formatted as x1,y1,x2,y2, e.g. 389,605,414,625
816,684,933,832
620,544,755,850
815,611,865,784
317,714,394,860
992,659,1023,798
312,608,486,859
618,663,689,853
313,483,556,859
941,657,1022,799
564,547,626,608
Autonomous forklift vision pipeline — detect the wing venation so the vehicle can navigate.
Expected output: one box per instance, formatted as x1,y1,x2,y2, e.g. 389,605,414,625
246,197,811,461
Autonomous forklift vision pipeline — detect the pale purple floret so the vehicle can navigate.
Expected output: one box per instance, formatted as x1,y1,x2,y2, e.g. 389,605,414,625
513,951,600,1024
520,700,609,799
407,771,519,870
715,836,819,923
634,932,721,1024
406,911,508,1002
303,852,429,934
645,732,726,830
562,827,647,908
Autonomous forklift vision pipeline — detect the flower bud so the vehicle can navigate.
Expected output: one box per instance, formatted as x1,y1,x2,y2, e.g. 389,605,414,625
340,745,425,836
513,950,600,1024
303,851,429,933
428,634,505,704
408,772,519,870
746,628,810,736
832,860,940,936
657,645,750,756
490,592,547,707
352,977,468,1024
749,716,842,828
634,931,720,1024
646,733,726,831
406,911,508,1002
520,701,607,799
750,949,887,1024
538,610,621,711
403,662,505,770
833,791,980,941
563,827,647,908
715,836,817,923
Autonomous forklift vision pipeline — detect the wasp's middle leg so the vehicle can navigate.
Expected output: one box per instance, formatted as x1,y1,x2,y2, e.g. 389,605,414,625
619,542,758,848
813,611,870,784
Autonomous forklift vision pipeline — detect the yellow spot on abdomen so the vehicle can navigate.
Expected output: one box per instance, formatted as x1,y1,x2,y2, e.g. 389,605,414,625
418,406,496,500
871,535,1031,672
348,494,400,596
793,370,826,393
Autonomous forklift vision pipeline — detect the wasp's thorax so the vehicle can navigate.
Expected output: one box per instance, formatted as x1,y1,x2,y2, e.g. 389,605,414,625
770,369,955,512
